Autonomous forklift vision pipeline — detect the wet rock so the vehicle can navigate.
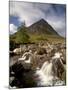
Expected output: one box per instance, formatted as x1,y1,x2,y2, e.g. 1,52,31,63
36,47,47,55
52,58,65,79
19,61,32,70
10,62,37,88
31,54,49,69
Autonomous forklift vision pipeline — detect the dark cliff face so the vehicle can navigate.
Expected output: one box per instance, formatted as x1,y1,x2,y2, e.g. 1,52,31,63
28,19,59,36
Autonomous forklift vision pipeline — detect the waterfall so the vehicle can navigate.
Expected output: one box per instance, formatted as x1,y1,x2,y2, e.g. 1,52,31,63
52,52,62,59
41,61,53,76
36,61,54,86
35,53,65,86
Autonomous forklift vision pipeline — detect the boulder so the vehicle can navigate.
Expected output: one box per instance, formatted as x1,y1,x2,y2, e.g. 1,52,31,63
36,47,47,55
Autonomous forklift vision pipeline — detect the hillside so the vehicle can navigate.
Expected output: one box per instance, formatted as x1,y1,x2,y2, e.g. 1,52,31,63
10,19,64,44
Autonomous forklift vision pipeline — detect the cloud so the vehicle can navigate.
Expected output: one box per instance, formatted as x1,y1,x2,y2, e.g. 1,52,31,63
10,24,17,34
46,14,66,36
9,1,66,37
10,2,46,26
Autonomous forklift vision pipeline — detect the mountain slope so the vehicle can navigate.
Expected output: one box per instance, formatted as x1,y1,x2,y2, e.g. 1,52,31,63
10,19,64,44
28,19,59,36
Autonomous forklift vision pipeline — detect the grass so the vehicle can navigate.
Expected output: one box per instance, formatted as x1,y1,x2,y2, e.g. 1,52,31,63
29,34,65,44
10,33,65,45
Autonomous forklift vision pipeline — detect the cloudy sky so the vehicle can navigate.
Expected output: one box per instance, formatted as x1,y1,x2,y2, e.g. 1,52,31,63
9,1,66,37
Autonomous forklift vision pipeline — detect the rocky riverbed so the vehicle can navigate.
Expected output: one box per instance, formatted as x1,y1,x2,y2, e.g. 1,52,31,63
9,42,66,88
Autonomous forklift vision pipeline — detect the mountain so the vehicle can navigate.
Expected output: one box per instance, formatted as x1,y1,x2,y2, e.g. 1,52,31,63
10,19,64,45
28,19,59,36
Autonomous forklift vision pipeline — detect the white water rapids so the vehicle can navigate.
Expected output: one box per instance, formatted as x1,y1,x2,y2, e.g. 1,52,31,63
35,52,65,86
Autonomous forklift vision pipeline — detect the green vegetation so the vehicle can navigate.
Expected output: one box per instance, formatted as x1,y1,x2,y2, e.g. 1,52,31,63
29,34,65,44
10,25,30,43
15,26,30,44
10,25,30,50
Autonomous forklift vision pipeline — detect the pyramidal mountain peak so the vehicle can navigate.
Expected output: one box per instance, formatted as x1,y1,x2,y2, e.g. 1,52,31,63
28,19,59,36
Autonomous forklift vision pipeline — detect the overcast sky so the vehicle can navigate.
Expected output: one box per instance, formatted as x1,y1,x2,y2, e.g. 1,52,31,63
9,1,66,37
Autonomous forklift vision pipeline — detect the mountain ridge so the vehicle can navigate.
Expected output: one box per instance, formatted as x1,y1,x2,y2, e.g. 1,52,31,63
27,18,59,36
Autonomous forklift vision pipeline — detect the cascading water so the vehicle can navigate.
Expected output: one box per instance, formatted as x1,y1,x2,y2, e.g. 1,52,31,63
36,61,55,86
18,50,32,64
35,52,65,86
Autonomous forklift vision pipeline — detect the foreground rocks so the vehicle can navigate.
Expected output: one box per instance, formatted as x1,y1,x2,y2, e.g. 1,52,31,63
10,62,37,88
9,42,66,88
